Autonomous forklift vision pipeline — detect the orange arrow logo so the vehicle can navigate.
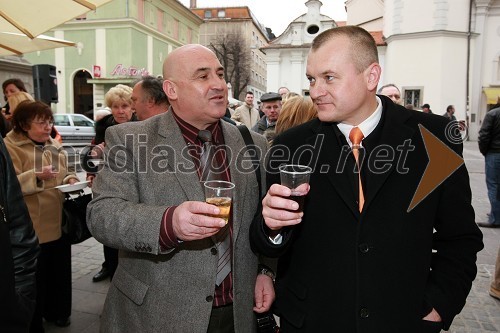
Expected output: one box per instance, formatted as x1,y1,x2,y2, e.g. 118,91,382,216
407,124,464,212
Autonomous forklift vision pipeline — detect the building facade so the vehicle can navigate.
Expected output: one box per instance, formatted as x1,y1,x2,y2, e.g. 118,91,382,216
263,0,338,95
190,6,269,102
17,0,201,118
347,0,500,140
262,0,500,140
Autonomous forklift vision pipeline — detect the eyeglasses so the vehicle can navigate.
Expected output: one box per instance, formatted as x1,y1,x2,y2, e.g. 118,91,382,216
31,120,54,127
386,94,401,99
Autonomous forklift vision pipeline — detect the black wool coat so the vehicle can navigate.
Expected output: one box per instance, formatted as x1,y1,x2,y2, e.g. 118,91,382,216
250,96,483,333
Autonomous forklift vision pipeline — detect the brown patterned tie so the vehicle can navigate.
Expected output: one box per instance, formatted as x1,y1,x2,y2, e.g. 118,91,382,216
198,130,215,181
349,127,365,212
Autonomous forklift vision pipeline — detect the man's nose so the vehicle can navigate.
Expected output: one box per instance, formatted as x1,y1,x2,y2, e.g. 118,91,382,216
309,83,325,100
210,75,226,90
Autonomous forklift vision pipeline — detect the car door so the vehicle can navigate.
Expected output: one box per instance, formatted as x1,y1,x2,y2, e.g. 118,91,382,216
53,114,73,139
69,114,95,143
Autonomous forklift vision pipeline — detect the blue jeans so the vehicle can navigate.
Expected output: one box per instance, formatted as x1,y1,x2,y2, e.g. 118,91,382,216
485,152,500,225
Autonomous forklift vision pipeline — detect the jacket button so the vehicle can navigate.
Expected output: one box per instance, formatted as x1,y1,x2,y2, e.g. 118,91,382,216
359,243,370,253
211,248,218,255
360,308,370,318
206,295,213,302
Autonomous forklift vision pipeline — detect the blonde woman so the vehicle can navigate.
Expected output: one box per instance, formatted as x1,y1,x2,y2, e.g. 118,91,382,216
7,91,34,116
275,96,318,135
90,84,136,283
282,91,300,103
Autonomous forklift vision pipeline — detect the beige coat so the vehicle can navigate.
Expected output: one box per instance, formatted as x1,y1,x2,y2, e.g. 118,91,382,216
4,131,79,243
231,104,260,129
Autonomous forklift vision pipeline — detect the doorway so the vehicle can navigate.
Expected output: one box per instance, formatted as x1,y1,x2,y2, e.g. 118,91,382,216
73,70,93,117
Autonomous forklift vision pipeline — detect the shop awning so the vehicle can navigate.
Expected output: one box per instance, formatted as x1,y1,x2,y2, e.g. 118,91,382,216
483,87,500,104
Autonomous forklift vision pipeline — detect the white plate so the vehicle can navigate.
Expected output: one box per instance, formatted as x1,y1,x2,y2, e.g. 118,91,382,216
88,159,104,166
55,181,89,193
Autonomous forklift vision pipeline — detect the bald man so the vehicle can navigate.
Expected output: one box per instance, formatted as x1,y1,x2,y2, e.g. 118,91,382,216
88,44,274,333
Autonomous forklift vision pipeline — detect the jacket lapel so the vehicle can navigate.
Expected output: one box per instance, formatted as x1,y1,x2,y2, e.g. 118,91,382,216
221,122,247,243
310,121,359,217
362,105,415,212
157,111,205,202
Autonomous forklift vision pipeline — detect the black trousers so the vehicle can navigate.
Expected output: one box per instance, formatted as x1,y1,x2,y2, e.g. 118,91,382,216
102,245,118,279
30,236,72,333
207,304,234,333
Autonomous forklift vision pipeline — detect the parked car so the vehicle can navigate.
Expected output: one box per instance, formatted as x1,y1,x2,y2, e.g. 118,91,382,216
53,113,95,145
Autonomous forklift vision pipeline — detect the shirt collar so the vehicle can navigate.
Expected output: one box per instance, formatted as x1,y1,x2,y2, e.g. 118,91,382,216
266,117,276,127
171,109,223,145
337,96,382,147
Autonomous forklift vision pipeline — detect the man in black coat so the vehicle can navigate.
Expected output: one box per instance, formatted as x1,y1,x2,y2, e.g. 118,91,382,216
478,102,500,228
0,136,39,332
250,26,483,333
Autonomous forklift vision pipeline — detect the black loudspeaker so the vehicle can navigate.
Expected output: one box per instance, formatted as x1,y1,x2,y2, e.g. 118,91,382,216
32,64,58,104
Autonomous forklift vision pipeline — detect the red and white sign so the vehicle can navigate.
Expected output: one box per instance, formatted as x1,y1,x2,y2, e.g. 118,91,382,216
110,64,149,77
93,65,101,78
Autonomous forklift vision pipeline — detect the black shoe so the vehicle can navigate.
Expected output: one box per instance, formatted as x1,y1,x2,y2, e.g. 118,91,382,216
44,317,71,327
54,318,71,327
93,267,110,282
477,221,500,228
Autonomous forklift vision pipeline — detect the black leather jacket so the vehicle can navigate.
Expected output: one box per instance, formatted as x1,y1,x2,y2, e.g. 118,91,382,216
0,136,39,333
478,105,500,156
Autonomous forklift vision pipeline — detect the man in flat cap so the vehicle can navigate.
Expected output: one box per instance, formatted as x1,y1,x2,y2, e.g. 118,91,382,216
252,92,282,145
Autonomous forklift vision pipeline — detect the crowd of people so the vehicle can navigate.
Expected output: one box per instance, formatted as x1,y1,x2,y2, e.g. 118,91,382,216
0,24,497,333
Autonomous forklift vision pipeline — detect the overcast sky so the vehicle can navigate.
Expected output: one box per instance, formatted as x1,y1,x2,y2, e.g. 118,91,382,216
178,0,347,37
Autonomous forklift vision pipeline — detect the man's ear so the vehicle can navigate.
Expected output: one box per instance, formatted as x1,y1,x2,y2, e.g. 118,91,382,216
366,63,381,91
163,80,177,101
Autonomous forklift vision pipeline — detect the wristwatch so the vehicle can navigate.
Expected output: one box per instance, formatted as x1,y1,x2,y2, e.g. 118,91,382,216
258,265,276,282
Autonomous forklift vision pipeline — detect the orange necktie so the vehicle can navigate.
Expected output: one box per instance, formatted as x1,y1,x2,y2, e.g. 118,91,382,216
349,127,365,212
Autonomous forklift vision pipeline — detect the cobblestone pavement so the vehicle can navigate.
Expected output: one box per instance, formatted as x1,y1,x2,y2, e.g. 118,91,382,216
45,141,499,333
447,142,500,333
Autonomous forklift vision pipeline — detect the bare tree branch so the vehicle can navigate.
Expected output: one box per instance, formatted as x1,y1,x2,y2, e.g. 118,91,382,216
209,31,251,100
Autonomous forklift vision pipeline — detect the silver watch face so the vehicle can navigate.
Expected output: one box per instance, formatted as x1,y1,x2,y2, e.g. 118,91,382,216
259,268,275,281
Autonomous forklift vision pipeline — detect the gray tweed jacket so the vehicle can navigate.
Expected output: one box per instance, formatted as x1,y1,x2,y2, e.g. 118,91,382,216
87,111,268,333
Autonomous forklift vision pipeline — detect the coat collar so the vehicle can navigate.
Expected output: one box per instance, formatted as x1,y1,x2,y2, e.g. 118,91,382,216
305,100,415,216
6,130,62,150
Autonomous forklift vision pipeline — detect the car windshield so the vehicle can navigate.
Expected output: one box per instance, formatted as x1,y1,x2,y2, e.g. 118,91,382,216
72,115,94,127
54,115,70,126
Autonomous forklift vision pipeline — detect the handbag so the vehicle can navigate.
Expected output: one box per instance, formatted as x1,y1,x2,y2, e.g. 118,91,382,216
61,191,92,244
237,126,281,333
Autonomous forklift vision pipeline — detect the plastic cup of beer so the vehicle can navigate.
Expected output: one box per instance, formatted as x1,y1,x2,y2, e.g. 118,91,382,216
204,180,235,224
279,164,312,212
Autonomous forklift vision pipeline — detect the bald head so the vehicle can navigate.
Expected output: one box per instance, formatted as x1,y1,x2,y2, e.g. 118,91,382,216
161,44,228,129
163,44,216,81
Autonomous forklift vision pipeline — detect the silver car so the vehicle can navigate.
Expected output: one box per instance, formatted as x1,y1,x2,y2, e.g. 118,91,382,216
54,114,95,145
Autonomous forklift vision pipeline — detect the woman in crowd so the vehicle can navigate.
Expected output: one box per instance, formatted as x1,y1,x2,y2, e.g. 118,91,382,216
89,84,136,283
2,85,33,137
275,95,318,135
4,101,79,332
2,78,28,120
8,92,62,143
8,92,35,114
282,91,300,103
